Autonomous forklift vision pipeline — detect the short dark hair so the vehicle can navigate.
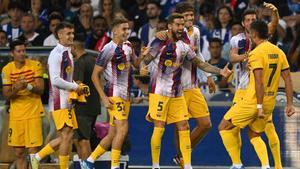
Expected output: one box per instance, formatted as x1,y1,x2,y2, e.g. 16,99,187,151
0,30,7,38
175,2,194,14
8,1,24,11
111,18,129,29
49,14,63,23
10,39,25,51
54,22,74,39
22,13,35,21
250,20,268,39
209,38,222,45
93,15,106,22
242,9,257,21
167,13,184,24
128,36,141,44
231,21,242,27
147,0,161,9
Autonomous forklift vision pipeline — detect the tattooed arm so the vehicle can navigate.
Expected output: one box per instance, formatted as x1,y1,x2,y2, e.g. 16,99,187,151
191,57,232,78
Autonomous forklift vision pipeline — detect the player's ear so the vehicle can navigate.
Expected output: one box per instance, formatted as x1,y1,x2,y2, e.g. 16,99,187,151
167,23,172,30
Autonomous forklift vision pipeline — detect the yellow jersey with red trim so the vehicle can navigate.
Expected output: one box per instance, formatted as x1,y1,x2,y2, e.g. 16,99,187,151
2,59,44,120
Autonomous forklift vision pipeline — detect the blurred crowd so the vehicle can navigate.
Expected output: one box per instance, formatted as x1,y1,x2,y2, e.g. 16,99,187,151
0,0,300,102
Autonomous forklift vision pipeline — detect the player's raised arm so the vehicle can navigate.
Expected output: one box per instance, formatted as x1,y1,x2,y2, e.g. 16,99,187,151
264,2,279,36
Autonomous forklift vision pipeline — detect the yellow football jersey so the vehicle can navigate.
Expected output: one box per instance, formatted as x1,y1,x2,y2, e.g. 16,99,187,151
2,59,44,120
245,41,289,107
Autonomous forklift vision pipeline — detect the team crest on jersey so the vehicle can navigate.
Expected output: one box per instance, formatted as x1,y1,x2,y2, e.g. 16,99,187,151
65,66,72,73
117,63,125,70
164,60,173,67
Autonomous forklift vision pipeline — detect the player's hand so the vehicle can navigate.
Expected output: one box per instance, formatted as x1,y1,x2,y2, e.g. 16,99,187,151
220,63,232,79
263,2,278,12
13,77,27,91
140,65,149,76
155,31,167,41
102,96,114,109
141,46,151,56
257,108,265,119
285,105,296,117
207,76,216,93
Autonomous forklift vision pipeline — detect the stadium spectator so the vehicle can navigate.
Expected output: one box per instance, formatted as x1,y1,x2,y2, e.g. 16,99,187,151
128,36,142,56
1,1,24,42
85,15,110,51
64,0,82,23
74,3,93,41
138,0,161,46
289,23,300,72
231,21,243,37
157,19,167,32
18,13,44,46
2,39,44,169
99,0,116,29
43,15,62,46
198,2,215,61
0,30,8,47
212,6,233,45
132,71,149,104
128,0,148,33
208,38,232,90
0,0,9,24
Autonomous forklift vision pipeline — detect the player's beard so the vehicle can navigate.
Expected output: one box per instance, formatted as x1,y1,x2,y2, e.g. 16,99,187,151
172,30,182,41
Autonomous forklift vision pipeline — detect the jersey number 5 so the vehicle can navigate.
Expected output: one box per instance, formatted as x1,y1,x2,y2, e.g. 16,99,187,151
268,63,277,87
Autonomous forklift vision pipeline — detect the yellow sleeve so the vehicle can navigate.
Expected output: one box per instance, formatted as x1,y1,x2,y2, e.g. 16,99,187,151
280,52,290,71
1,65,12,86
249,52,263,70
33,61,43,78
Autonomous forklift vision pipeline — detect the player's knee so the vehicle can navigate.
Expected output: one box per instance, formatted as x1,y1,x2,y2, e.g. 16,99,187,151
116,127,128,138
176,121,190,131
248,129,260,139
61,130,74,141
218,119,233,131
202,120,212,131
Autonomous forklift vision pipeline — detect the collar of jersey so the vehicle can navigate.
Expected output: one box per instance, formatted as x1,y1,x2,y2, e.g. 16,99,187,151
57,43,71,51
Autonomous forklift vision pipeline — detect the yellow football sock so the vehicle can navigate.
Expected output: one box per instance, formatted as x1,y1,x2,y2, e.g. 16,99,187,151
265,123,282,169
250,137,269,166
237,128,242,148
37,144,55,160
219,127,242,164
90,144,107,161
179,130,191,165
151,127,165,165
59,155,69,169
111,149,121,168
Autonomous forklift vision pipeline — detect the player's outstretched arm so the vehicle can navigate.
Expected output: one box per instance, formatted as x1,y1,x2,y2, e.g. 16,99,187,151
281,69,296,117
191,57,232,78
229,47,248,63
91,65,113,109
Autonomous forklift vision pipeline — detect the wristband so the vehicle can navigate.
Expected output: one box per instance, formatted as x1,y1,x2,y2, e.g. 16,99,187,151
257,104,263,109
27,84,33,91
